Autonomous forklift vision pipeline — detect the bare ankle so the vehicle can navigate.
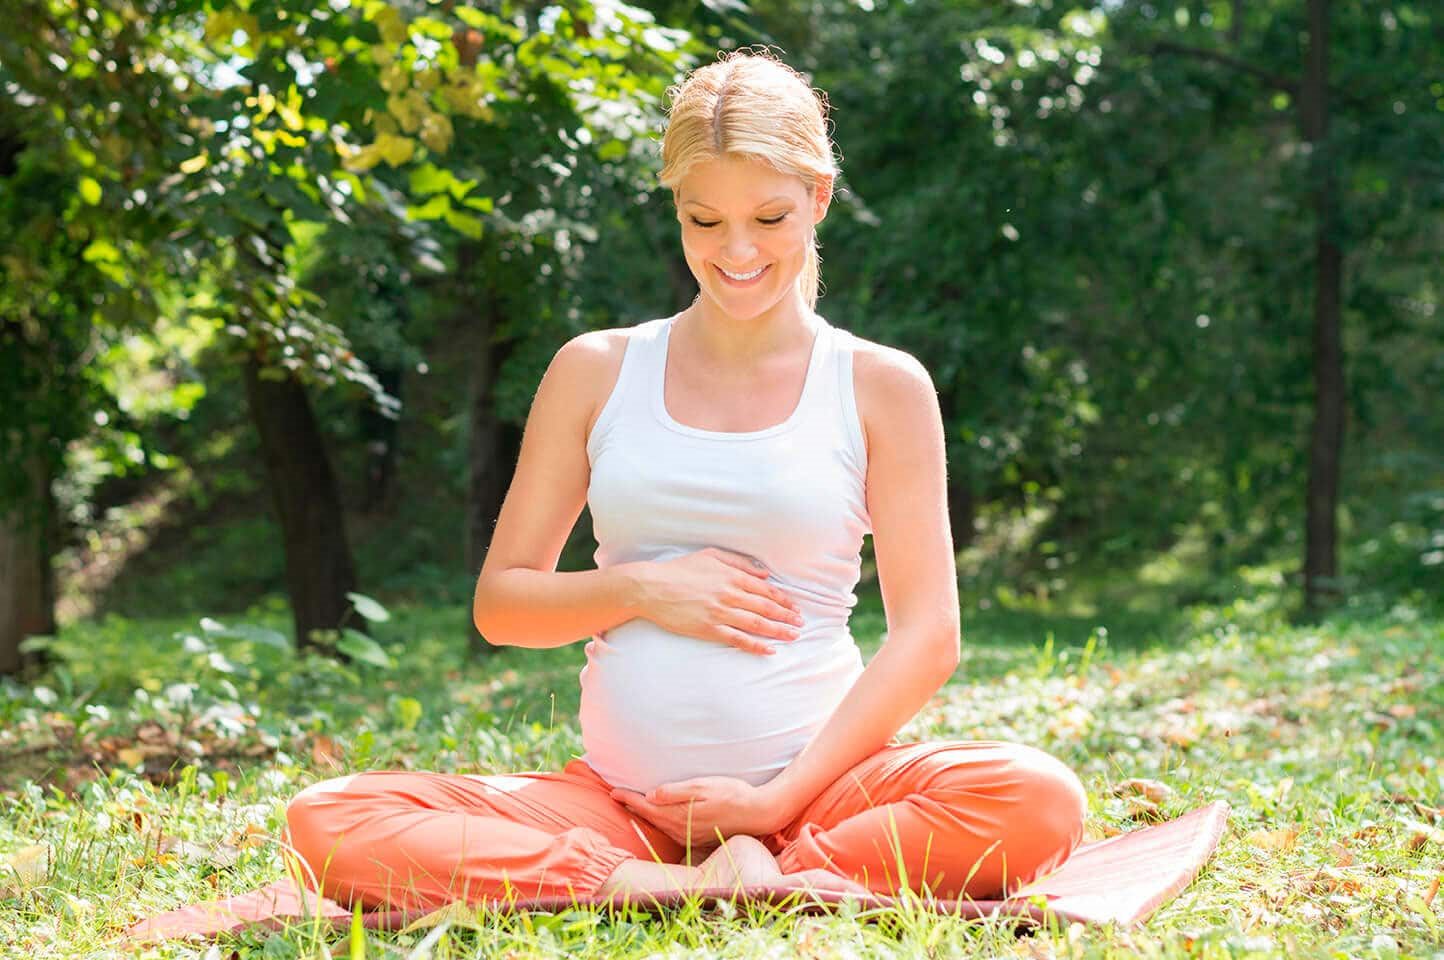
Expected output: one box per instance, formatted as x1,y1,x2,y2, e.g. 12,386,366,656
596,837,783,898
696,836,783,890
597,858,704,897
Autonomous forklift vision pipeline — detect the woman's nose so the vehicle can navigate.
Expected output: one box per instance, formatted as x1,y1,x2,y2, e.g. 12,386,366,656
722,224,758,263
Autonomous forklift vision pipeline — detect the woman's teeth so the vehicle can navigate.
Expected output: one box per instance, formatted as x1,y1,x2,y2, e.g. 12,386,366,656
718,264,767,281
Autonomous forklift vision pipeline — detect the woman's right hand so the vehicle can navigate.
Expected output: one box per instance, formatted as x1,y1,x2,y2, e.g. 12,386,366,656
630,548,805,655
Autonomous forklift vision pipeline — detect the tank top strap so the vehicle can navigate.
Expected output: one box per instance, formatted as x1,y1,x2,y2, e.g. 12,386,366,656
828,324,869,472
794,317,836,418
586,316,671,462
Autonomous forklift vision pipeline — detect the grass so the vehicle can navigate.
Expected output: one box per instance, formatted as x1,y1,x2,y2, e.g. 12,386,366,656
2,570,1442,958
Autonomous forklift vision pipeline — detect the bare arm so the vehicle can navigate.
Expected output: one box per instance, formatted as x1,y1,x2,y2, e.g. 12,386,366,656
759,344,961,823
471,331,644,649
472,331,805,651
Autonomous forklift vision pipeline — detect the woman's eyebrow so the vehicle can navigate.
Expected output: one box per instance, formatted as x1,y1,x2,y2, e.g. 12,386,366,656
682,196,794,211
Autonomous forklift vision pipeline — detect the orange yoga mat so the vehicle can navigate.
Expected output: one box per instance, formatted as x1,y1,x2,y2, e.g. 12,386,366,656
124,801,1229,943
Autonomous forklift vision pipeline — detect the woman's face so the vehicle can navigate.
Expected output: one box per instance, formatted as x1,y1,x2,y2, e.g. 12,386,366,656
674,154,831,322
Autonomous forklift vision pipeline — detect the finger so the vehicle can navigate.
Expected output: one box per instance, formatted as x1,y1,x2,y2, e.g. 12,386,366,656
649,781,701,804
620,797,696,846
616,791,688,821
729,589,805,630
714,625,776,656
740,576,804,615
723,608,799,643
709,550,771,578
613,793,664,826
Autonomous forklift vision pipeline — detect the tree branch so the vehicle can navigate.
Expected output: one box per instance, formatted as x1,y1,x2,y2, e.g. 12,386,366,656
1147,40,1299,95
1145,38,1373,112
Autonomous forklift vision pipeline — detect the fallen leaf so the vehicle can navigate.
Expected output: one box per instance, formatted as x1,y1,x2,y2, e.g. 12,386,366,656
226,823,269,849
1388,794,1443,822
311,736,343,770
0,844,50,896
158,835,243,869
1366,712,1396,732
1388,704,1417,719
135,721,174,745
1405,820,1444,852
1126,797,1165,822
1113,778,1176,804
1299,866,1363,895
1246,827,1301,852
399,900,477,934
1425,875,1440,907
1161,728,1197,748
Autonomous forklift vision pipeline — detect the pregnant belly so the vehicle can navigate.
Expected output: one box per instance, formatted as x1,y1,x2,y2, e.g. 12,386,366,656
578,618,862,793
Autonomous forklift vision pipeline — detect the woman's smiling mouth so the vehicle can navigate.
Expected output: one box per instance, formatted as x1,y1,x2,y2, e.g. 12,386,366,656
715,263,770,285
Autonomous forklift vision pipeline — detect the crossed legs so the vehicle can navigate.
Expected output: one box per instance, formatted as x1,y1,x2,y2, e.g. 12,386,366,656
283,740,1085,910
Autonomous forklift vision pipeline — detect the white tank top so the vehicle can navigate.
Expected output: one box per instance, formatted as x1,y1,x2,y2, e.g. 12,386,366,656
578,312,871,793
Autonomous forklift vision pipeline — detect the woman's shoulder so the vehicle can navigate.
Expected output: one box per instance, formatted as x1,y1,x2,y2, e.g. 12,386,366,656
550,318,662,382
838,331,941,453
547,319,663,436
844,333,937,407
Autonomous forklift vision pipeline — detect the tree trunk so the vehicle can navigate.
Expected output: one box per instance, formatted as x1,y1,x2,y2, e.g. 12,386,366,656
241,356,361,648
464,290,521,575
1300,0,1345,616
948,473,976,551
0,453,55,677
666,252,697,312
464,276,523,654
360,364,403,514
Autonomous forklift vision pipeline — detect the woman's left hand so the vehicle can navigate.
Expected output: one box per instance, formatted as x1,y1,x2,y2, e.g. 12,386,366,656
610,777,790,848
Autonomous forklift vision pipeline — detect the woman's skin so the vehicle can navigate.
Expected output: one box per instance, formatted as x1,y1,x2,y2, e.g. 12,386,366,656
472,153,960,897
597,835,869,898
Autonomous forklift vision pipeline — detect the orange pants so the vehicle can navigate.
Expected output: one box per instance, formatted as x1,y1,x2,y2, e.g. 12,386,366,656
283,740,1086,911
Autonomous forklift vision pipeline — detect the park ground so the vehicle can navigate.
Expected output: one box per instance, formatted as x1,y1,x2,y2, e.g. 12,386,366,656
1,541,1442,958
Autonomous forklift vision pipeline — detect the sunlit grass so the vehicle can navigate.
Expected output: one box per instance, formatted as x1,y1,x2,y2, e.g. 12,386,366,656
2,584,1442,957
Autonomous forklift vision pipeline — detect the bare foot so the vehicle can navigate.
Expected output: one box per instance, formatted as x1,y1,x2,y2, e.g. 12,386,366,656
696,836,784,891
596,836,782,898
780,868,872,896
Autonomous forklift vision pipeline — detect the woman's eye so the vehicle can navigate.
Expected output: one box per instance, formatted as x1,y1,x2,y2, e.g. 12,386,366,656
689,215,788,228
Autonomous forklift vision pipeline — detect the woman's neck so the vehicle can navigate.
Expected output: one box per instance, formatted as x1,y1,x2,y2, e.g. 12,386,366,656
677,290,820,371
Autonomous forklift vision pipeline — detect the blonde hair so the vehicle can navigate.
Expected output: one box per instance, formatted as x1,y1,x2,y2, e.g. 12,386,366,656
659,48,838,311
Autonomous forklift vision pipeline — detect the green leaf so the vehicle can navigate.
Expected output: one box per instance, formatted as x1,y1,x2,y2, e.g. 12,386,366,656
409,162,454,196
346,591,391,623
92,260,129,286
393,696,423,732
443,208,484,239
79,177,102,205
445,176,479,202
350,900,365,960
229,624,292,650
82,240,121,263
199,618,292,649
406,193,452,220
338,628,394,668
18,635,54,654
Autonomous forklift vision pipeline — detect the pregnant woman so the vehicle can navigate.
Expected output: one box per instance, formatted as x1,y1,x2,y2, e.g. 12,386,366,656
283,48,1087,911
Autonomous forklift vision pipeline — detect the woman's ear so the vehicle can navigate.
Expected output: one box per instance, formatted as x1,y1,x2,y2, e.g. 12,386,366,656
813,173,835,224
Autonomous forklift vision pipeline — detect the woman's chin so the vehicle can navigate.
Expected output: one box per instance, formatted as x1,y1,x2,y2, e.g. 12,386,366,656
700,286,789,322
